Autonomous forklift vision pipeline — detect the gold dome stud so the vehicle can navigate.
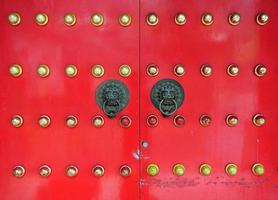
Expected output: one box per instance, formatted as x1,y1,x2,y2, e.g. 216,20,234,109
252,114,265,127
175,13,186,25
256,13,269,26
225,163,238,176
66,165,78,177
35,13,48,26
13,165,25,178
38,115,51,128
92,64,104,78
226,114,238,127
147,163,159,176
200,64,213,77
174,115,185,127
227,64,239,76
65,64,78,77
39,165,52,177
252,163,265,176
93,165,105,177
11,115,24,128
146,64,159,77
199,164,212,176
64,13,76,26
120,165,132,177
119,64,131,77
173,164,185,176
201,13,214,26
8,12,21,26
92,115,104,128
37,64,50,77
254,64,267,77
91,13,104,26
173,64,185,76
120,116,132,128
119,14,132,27
228,13,241,26
147,114,159,127
147,13,159,26
9,64,23,77
66,115,78,128
199,115,212,127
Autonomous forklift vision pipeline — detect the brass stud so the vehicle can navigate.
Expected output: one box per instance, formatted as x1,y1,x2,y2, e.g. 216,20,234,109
65,64,77,77
120,165,132,177
119,64,131,77
147,163,159,176
226,114,238,127
92,115,104,128
64,13,76,26
8,12,21,26
120,115,132,128
174,115,185,127
13,165,25,178
254,64,267,77
147,13,159,26
199,163,212,176
66,165,78,177
256,13,269,26
201,13,214,26
38,115,51,128
175,13,186,25
9,64,23,77
37,64,50,77
146,64,159,77
173,163,185,176
147,114,159,127
35,13,48,26
92,64,104,78
39,165,52,177
11,115,24,128
228,13,241,26
252,163,265,176
173,64,185,76
199,115,212,127
225,163,238,176
91,13,104,26
252,114,265,127
66,115,78,128
93,165,105,177
227,64,239,76
200,64,213,77
119,14,132,27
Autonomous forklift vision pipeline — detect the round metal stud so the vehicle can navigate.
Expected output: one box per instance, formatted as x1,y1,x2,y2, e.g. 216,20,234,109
35,13,48,26
119,14,132,27
66,115,78,128
9,64,23,77
256,13,269,26
173,164,185,176
13,165,25,178
39,165,52,177
225,163,238,176
119,64,131,77
146,13,159,26
37,64,50,77
227,64,239,77
147,114,159,127
199,164,212,176
91,13,104,26
120,165,132,177
66,165,78,177
92,64,104,78
252,163,265,176
199,115,212,127
8,12,21,26
38,115,51,128
92,165,105,177
120,115,132,128
65,64,77,77
11,115,24,128
174,64,185,76
252,114,265,127
146,64,159,77
92,115,105,128
226,114,238,127
200,64,213,77
228,13,241,26
174,115,185,127
254,64,267,77
64,13,76,26
175,13,186,25
201,13,214,26
147,164,159,176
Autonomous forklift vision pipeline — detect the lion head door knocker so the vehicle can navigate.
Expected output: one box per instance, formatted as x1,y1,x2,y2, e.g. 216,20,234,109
151,79,184,117
96,80,130,118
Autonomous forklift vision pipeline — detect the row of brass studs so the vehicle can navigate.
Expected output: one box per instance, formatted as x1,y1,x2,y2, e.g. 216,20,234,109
147,114,266,127
8,12,269,27
12,164,132,178
10,115,132,128
147,64,267,77
146,163,265,176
